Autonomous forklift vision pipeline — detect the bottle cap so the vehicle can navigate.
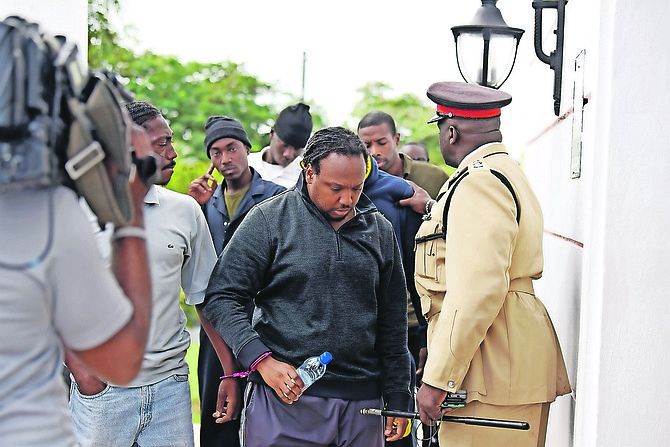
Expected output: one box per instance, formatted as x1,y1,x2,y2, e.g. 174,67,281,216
320,352,333,364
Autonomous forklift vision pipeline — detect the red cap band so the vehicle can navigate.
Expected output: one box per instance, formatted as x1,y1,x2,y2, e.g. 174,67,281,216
436,104,501,118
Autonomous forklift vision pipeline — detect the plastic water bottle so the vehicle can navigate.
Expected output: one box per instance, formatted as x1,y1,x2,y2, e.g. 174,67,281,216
296,351,332,389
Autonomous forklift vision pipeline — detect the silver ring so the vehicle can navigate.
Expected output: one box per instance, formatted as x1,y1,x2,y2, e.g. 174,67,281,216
281,390,296,403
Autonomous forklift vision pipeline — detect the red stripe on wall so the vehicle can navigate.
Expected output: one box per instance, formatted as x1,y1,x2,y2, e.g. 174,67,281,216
527,93,592,147
544,230,584,248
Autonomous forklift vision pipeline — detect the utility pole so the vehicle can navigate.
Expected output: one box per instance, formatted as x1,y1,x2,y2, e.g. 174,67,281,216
301,51,306,102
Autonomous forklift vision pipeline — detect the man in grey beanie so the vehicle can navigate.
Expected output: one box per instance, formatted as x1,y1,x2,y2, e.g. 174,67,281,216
248,103,313,188
203,115,252,157
189,114,285,447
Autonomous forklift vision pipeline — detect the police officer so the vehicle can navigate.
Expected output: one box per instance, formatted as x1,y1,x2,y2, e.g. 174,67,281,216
414,82,571,447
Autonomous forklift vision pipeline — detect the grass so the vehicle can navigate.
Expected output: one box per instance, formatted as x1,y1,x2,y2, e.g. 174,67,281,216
185,340,201,424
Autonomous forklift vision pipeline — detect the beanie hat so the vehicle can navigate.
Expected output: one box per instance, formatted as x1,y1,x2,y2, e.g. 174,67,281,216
204,116,252,158
273,103,313,149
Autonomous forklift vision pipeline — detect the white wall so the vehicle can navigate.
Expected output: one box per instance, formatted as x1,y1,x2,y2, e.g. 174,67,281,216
0,0,87,67
499,0,598,442
577,1,670,446
503,0,670,445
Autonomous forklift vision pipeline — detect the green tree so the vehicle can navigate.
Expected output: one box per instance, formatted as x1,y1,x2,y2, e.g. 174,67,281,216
87,0,122,69
86,0,310,194
350,82,451,173
86,0,318,338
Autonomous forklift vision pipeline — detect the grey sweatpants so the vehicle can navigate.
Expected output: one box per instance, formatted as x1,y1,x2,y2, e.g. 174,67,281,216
242,382,385,447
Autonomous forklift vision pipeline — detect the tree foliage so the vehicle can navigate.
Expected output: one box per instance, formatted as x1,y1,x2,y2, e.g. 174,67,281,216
87,0,122,69
87,0,443,194
86,0,318,193
350,82,449,171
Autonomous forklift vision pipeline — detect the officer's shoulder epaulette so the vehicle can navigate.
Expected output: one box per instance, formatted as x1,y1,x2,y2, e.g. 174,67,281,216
416,153,521,245
445,156,520,229
462,156,520,224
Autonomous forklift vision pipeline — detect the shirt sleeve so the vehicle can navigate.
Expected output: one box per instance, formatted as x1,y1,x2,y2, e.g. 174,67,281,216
375,219,412,410
203,206,271,367
52,189,133,351
422,171,518,392
181,200,218,305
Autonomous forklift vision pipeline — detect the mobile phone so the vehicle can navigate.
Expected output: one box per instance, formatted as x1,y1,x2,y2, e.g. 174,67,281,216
440,390,467,408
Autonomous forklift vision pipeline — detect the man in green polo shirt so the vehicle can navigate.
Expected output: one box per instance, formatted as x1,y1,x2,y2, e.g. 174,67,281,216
358,111,450,447
358,111,448,199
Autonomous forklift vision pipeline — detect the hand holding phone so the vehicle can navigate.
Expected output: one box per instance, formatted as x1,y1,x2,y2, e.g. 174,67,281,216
440,390,467,409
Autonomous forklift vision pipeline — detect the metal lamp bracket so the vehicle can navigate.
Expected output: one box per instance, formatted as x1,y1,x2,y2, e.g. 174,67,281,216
532,0,568,116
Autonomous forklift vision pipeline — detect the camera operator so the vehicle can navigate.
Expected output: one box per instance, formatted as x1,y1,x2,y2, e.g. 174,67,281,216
0,124,154,446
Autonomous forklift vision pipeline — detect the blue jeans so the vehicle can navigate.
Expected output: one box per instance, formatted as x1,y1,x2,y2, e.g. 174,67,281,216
69,374,194,447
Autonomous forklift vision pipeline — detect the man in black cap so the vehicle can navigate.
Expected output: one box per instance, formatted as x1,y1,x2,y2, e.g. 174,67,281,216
414,82,571,446
188,115,285,447
248,103,313,188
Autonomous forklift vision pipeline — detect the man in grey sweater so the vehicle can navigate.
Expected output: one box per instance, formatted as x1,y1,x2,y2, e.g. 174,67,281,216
204,126,411,446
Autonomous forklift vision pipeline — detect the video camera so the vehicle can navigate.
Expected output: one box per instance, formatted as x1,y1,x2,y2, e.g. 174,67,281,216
0,15,158,227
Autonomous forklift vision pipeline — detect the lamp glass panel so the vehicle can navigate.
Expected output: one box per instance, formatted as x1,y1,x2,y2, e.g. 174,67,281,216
487,34,518,88
456,32,485,85
456,31,519,88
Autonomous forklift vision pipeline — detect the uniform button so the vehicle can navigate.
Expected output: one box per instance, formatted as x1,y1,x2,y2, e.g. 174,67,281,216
448,381,455,388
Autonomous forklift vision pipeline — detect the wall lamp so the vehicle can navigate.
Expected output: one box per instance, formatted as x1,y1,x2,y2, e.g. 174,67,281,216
451,0,524,89
532,0,568,116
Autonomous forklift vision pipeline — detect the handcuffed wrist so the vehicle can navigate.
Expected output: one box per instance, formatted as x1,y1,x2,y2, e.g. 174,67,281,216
220,351,272,380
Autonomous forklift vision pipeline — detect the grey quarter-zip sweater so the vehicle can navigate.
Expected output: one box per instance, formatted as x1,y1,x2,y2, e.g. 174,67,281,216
204,173,411,410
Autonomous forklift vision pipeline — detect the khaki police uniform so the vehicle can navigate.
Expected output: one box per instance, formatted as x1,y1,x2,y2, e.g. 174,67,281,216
414,143,571,446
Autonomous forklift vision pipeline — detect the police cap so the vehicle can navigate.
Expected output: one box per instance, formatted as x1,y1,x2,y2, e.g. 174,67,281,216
426,82,512,123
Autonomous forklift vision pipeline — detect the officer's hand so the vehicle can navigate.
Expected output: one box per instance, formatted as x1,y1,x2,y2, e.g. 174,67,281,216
397,180,433,215
254,355,304,405
188,163,218,205
415,347,428,385
416,383,451,426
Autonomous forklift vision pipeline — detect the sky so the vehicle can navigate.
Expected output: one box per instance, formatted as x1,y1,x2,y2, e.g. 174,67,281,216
2,0,552,155
113,0,538,126
112,0,551,156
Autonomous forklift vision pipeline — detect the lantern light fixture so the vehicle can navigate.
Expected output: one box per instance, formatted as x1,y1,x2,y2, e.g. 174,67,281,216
451,0,524,90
